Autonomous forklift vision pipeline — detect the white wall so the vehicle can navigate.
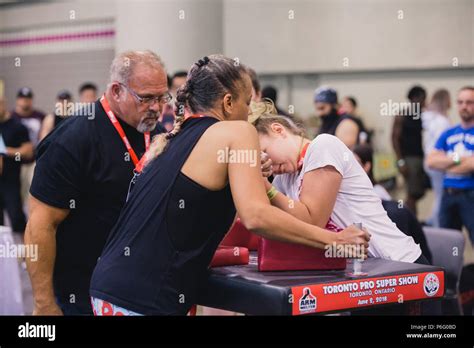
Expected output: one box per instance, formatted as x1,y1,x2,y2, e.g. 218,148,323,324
115,0,223,73
0,0,116,30
0,0,116,111
224,0,474,73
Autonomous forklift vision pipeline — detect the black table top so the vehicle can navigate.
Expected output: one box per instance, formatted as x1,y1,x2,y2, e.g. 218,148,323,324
198,254,445,315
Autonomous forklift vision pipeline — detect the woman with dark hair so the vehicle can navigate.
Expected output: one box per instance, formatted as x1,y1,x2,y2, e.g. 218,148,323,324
89,55,369,316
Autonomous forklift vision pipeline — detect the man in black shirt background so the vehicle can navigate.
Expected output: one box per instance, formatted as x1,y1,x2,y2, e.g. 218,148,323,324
391,86,427,217
25,50,168,315
0,96,33,234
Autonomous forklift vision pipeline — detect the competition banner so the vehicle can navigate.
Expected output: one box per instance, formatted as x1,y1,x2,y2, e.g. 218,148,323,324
291,271,444,315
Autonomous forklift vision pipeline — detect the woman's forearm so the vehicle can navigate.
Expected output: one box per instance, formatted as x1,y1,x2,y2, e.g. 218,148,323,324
269,191,314,224
264,179,327,227
243,202,335,249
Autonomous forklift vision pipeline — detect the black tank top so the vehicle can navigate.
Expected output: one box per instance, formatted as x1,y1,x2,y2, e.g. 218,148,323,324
400,113,424,157
90,117,236,315
319,111,365,145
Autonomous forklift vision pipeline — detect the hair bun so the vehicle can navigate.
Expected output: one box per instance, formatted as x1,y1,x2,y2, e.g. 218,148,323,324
196,56,210,68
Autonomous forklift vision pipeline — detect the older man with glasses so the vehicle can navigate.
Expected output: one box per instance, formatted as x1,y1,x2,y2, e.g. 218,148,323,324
25,50,168,315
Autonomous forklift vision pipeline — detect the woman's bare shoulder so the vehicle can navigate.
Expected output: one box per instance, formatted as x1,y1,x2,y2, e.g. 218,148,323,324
205,120,258,141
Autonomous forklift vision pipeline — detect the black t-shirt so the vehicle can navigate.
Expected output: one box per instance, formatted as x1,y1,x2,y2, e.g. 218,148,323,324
0,117,30,184
30,100,165,311
10,109,46,146
400,110,424,157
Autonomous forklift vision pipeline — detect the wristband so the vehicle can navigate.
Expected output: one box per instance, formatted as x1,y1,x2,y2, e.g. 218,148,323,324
266,186,278,201
452,153,461,165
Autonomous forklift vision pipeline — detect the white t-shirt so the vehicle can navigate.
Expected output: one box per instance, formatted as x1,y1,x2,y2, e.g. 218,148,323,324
421,110,451,155
373,184,392,201
273,134,421,262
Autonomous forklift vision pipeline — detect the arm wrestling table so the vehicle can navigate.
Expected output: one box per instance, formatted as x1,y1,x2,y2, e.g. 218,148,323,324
197,253,445,315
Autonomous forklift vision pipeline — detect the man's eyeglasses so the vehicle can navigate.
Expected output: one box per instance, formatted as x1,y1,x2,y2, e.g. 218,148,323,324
119,82,172,105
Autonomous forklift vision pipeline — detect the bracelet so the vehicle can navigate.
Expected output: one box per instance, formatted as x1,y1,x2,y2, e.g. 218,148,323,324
452,153,461,165
396,158,406,168
266,186,279,201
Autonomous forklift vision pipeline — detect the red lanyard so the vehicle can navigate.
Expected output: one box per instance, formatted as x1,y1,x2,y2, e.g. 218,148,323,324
297,142,310,170
296,142,310,193
185,114,205,121
100,94,150,167
134,114,207,175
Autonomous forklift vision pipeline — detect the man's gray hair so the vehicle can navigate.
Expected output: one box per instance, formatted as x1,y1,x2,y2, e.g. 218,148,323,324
109,50,165,85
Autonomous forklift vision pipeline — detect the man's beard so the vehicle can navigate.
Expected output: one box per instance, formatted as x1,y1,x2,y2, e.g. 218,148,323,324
137,112,159,133
21,106,32,114
460,112,474,124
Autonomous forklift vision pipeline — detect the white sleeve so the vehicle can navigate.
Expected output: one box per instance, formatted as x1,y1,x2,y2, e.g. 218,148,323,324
303,134,348,176
272,174,284,192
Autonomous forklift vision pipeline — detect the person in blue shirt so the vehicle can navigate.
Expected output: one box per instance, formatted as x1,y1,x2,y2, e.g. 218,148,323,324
427,86,474,243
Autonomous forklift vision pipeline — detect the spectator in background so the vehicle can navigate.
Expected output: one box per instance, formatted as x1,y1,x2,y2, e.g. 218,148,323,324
79,82,98,104
422,89,451,227
53,90,73,128
248,68,262,102
427,86,474,244
170,71,187,96
314,86,364,149
261,85,289,116
352,144,392,201
353,143,432,264
11,87,47,147
40,90,74,139
339,96,370,144
340,96,358,116
160,71,188,131
0,96,33,235
10,87,47,210
391,85,427,216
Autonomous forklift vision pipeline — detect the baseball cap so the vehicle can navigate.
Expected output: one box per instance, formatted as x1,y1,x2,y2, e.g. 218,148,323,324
17,87,33,99
314,86,338,104
57,90,72,100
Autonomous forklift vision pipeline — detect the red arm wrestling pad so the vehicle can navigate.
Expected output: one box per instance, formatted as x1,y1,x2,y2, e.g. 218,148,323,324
258,220,347,271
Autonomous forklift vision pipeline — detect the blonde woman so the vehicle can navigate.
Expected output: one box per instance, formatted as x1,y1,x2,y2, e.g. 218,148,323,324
250,105,426,265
